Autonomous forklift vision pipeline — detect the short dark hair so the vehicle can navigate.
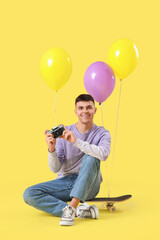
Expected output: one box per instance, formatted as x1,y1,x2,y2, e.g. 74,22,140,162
75,94,95,106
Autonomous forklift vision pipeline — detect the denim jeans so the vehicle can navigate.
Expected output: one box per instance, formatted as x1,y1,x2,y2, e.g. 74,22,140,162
23,154,101,217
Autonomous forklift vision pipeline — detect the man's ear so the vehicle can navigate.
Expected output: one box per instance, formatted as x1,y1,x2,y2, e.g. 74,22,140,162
94,107,97,114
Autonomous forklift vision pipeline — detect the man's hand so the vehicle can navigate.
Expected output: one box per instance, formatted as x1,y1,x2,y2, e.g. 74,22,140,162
44,130,56,152
60,126,77,144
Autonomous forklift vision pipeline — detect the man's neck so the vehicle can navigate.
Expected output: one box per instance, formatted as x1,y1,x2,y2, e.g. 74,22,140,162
75,122,94,134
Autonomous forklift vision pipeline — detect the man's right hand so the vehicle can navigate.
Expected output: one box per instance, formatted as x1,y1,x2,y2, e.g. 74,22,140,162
44,130,56,152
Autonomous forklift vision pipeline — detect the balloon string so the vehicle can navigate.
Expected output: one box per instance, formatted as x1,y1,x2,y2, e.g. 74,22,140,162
53,90,57,180
100,103,104,127
107,80,123,197
54,90,57,127
99,102,109,197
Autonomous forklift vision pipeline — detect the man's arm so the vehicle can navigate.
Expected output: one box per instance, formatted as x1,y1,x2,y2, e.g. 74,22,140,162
74,132,111,161
59,125,111,161
48,150,62,173
44,129,64,173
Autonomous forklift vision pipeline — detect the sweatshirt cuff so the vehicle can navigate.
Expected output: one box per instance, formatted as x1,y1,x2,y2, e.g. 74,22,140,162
48,149,57,156
74,138,83,147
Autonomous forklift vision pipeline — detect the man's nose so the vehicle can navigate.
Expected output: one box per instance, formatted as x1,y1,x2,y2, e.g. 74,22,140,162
82,111,89,114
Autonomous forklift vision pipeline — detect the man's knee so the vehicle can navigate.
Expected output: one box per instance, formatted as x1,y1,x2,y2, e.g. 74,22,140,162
23,187,37,205
82,154,100,168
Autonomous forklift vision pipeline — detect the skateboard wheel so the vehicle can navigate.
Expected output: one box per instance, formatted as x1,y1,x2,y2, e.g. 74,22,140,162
109,206,116,213
106,203,113,209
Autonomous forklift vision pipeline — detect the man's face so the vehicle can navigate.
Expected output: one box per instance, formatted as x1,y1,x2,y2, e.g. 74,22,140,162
74,101,97,124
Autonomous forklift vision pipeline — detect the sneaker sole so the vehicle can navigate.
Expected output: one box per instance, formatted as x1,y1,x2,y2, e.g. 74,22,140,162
60,220,75,226
90,205,99,219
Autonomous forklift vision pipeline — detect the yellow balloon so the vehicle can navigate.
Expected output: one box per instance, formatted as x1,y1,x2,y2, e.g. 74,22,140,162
107,38,139,80
40,47,72,91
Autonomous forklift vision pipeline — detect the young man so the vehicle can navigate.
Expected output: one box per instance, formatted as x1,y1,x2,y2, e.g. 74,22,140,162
23,94,111,226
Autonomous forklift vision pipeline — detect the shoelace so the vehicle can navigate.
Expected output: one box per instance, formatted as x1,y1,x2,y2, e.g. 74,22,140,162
77,208,91,220
62,206,74,218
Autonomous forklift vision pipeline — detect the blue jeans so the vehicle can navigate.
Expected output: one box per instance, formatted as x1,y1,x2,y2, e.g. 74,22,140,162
23,154,101,217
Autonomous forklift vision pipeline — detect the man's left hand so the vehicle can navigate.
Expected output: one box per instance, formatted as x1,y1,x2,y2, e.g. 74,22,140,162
59,125,77,144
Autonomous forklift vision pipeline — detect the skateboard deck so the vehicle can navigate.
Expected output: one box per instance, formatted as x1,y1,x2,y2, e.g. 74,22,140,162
85,194,132,212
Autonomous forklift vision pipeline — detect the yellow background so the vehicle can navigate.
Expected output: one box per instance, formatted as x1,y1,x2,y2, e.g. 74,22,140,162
0,0,160,239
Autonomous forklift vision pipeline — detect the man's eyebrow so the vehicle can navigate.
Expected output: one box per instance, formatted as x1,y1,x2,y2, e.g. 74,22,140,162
78,105,92,108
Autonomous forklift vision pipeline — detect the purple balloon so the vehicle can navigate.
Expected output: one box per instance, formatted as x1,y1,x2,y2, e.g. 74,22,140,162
84,61,115,103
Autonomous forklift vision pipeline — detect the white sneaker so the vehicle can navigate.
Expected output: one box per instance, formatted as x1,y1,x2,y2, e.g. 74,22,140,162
76,203,99,220
60,205,76,226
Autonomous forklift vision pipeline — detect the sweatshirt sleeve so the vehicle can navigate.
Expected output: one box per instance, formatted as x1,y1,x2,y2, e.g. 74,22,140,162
48,138,65,173
74,131,111,161
48,150,62,173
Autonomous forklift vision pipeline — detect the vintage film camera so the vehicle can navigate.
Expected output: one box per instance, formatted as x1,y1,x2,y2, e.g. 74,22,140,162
47,124,65,138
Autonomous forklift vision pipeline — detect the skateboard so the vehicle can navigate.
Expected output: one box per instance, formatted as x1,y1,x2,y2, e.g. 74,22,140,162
85,194,132,212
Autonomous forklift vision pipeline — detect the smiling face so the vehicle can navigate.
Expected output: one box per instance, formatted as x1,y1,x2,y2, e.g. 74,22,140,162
74,101,97,124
